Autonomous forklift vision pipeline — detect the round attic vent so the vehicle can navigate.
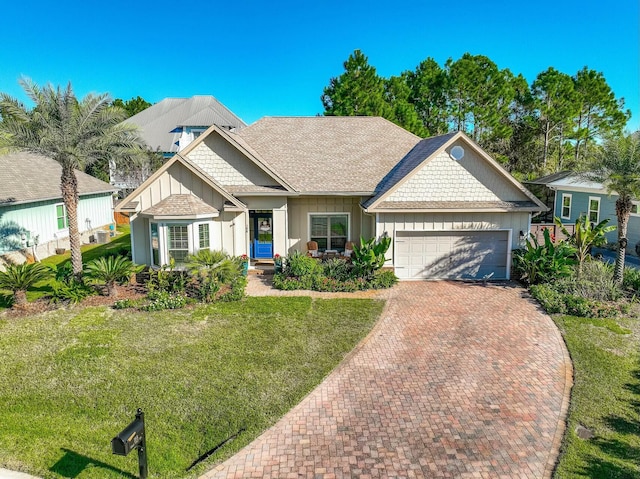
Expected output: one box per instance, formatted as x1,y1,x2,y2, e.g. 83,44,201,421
451,145,465,161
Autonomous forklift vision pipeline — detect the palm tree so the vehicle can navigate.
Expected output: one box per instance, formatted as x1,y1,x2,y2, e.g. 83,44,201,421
589,134,640,284
0,79,142,276
0,263,51,305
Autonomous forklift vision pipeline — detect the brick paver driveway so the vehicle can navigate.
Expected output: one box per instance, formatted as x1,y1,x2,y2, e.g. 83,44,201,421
202,281,571,479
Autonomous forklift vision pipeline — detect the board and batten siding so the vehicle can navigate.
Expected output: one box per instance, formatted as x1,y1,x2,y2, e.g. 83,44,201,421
0,193,113,254
376,212,530,266
128,161,246,265
553,189,639,249
287,196,374,253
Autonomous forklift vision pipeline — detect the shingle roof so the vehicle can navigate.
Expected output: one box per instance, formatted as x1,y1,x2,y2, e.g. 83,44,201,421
235,117,421,193
374,200,541,210
0,152,116,205
525,171,573,185
362,132,458,208
142,194,219,217
125,96,246,153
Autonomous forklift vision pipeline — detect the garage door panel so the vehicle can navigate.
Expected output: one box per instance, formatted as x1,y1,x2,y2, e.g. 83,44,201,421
395,230,510,280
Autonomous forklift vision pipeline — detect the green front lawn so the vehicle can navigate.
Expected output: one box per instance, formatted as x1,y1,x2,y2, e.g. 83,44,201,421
553,314,640,478
0,297,384,478
0,226,132,308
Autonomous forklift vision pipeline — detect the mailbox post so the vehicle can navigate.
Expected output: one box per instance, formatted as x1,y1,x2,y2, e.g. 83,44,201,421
111,408,148,479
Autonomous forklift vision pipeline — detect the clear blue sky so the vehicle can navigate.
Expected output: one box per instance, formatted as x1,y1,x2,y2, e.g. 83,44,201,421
1,0,638,131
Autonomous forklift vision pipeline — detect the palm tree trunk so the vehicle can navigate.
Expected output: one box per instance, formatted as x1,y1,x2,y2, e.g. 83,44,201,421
13,290,27,306
614,197,632,284
61,162,83,276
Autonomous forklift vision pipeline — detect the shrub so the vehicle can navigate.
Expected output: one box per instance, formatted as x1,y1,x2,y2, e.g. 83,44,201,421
370,269,399,289
218,276,247,302
530,284,567,314
50,280,95,304
0,262,51,305
142,290,188,311
284,251,321,278
513,229,576,285
113,298,140,309
50,261,74,285
84,255,142,297
623,267,640,294
322,258,352,281
352,236,391,279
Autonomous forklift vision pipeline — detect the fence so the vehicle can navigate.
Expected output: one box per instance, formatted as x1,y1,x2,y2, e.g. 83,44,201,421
114,212,130,225
530,223,575,244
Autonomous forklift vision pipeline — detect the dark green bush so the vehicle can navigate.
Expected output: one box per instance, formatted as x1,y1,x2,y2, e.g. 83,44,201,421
50,280,95,304
322,258,352,281
218,277,247,302
283,251,321,277
623,266,640,293
530,284,567,314
370,269,399,289
142,290,188,311
513,229,576,285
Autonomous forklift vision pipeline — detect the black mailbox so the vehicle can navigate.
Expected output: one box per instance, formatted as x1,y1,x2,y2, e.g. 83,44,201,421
111,409,148,479
111,415,144,456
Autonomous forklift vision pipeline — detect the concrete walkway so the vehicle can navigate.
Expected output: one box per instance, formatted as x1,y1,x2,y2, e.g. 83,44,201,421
202,280,572,479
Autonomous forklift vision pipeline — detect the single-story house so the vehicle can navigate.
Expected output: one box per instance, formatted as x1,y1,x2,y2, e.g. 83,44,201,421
0,152,117,260
529,172,636,251
116,117,547,280
111,96,246,190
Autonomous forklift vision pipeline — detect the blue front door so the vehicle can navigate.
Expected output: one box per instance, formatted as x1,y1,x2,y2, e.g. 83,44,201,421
252,212,273,259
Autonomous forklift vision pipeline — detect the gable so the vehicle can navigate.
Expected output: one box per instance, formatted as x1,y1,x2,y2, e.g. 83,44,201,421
365,134,545,212
128,161,229,213
185,131,281,188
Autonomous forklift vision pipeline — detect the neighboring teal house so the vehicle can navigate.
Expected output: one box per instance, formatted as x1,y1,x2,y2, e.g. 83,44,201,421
0,152,117,260
531,172,637,251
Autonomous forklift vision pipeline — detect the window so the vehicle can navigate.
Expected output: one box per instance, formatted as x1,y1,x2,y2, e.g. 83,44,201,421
198,223,210,250
150,223,160,266
167,225,189,264
588,197,600,223
310,214,348,251
561,194,572,219
631,201,640,217
55,204,68,230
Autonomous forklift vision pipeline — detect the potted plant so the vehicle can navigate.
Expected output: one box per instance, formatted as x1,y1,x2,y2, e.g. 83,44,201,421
274,253,282,273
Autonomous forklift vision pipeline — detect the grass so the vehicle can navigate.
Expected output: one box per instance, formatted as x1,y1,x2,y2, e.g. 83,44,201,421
0,225,132,308
553,314,640,478
0,296,384,478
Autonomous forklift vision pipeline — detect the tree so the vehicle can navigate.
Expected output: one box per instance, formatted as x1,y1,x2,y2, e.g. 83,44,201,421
0,263,51,305
321,50,392,118
531,68,578,172
589,134,640,284
572,67,630,165
0,79,142,276
384,76,425,136
404,58,449,136
111,96,152,118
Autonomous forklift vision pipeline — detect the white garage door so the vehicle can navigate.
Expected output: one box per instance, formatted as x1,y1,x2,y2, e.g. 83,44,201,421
394,230,510,280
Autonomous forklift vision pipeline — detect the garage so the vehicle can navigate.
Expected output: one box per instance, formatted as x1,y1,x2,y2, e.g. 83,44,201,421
394,230,510,280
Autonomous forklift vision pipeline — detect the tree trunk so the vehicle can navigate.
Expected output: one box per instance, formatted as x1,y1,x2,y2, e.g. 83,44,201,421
614,197,632,284
107,282,117,297
13,289,27,306
60,161,83,276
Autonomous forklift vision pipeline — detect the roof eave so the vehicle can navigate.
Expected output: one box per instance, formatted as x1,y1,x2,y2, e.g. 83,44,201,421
140,212,220,220
364,206,548,214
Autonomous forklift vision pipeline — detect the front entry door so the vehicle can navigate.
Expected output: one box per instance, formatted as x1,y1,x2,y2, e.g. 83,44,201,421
251,212,273,259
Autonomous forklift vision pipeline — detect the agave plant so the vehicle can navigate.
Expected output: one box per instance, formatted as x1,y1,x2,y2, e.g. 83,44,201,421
0,262,51,305
84,255,142,297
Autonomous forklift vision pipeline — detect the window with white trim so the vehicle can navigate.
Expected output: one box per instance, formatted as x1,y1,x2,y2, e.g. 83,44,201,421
310,214,348,251
588,197,600,223
198,223,210,250
55,203,68,230
561,194,572,219
167,225,189,264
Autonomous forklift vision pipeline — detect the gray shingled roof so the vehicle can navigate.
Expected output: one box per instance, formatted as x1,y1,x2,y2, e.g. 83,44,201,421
525,171,573,186
125,96,246,153
142,194,219,217
235,117,421,193
0,152,116,205
362,132,458,208
374,200,541,210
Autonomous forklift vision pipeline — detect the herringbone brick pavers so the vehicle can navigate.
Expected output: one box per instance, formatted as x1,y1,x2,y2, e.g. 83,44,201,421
200,281,571,479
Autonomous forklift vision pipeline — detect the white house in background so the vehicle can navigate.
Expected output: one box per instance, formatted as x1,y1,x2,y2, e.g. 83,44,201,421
0,152,116,260
110,96,246,190
117,117,547,281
